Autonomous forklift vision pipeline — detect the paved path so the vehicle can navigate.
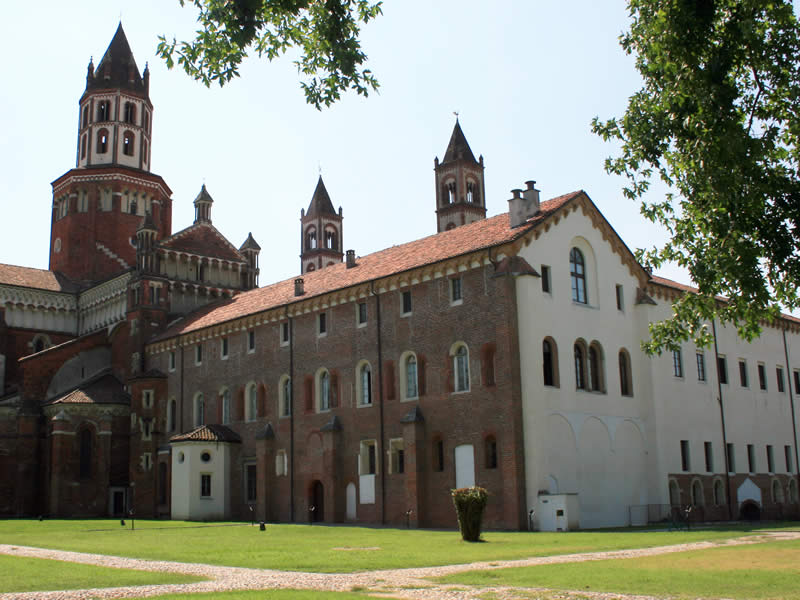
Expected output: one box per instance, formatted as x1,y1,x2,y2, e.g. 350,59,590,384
2,530,798,600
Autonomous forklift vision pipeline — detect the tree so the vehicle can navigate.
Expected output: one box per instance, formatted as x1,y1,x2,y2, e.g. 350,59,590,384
593,0,800,353
157,0,383,109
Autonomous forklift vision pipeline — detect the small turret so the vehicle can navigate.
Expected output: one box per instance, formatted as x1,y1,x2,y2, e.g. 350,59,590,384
193,184,213,224
239,232,261,289
299,176,343,273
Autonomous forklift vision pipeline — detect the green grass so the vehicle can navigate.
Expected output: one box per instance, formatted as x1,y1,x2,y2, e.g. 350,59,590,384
0,519,793,573
0,554,204,593
127,592,374,600
435,538,800,599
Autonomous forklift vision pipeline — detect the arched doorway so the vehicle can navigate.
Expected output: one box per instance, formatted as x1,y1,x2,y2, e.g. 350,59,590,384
740,500,761,521
310,480,324,522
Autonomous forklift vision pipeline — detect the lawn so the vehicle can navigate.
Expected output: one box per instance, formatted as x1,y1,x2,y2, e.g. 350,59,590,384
435,538,800,600
0,519,791,573
0,554,204,593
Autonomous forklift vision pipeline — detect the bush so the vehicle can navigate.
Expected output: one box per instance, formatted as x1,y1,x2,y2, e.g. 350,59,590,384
451,486,488,542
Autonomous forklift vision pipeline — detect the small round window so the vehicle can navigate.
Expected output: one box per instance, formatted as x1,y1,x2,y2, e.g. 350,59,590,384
201,451,211,463
177,452,185,464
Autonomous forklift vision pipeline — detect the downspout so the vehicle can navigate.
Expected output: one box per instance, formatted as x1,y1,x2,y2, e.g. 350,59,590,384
781,328,800,491
371,281,386,524
711,320,733,519
288,309,295,523
179,345,185,433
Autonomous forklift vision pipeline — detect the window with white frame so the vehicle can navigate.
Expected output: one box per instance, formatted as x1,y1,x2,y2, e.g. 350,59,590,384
389,438,405,474
318,313,327,336
275,449,288,476
195,344,203,366
450,278,463,304
401,290,412,315
402,352,418,400
359,440,377,475
672,349,683,378
452,343,470,393
220,337,229,359
168,351,176,372
142,389,154,409
356,301,367,326
569,247,587,304
357,361,372,406
317,369,331,411
280,322,290,346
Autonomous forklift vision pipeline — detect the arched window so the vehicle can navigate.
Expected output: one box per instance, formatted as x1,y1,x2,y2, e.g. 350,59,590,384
96,129,109,153
124,101,136,124
123,131,135,156
306,263,316,272
81,134,87,159
445,223,456,231
278,375,291,417
166,398,177,432
32,334,51,354
97,100,110,122
691,479,704,506
357,362,372,406
713,479,726,506
318,369,331,411
570,247,587,304
324,227,337,250
246,382,258,422
194,393,204,427
402,353,418,400
452,343,470,392
574,340,587,390
485,435,498,469
221,388,231,424
446,181,455,205
79,428,92,479
143,139,148,162
82,105,89,128
466,181,475,203
619,349,633,396
588,342,605,392
772,479,785,504
306,227,317,250
669,479,680,506
543,337,559,387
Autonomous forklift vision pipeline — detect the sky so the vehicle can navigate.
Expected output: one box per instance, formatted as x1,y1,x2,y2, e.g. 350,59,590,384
2,1,688,287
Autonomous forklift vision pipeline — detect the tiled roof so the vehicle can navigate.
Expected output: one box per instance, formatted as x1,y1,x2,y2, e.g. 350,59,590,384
87,24,147,97
152,191,582,342
305,176,337,216
0,263,75,292
47,372,129,406
159,223,246,263
171,424,242,443
442,120,477,164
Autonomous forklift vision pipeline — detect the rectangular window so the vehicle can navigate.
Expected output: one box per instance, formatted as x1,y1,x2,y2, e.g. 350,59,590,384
794,370,800,394
280,322,290,345
747,444,756,473
680,440,690,472
727,443,736,472
245,464,257,503
777,367,785,393
615,284,624,311
696,352,706,381
221,337,229,359
541,265,551,293
672,349,683,378
357,302,367,326
718,356,728,384
248,330,255,352
200,474,211,497
151,285,160,305
757,363,767,390
704,441,713,472
389,438,405,474
169,351,176,372
195,344,202,365
785,445,793,472
450,278,463,304
739,360,748,387
435,439,444,472
318,313,327,335
401,290,412,315
142,390,154,409
767,445,775,473
359,440,377,475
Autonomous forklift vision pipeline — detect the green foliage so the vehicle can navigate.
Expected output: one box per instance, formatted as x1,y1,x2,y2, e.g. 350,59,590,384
0,554,203,593
157,0,383,109
451,486,489,542
593,0,800,354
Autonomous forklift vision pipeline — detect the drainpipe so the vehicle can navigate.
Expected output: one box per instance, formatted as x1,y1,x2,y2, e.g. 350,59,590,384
371,282,386,524
711,320,733,520
781,328,800,492
288,311,295,523
179,345,185,433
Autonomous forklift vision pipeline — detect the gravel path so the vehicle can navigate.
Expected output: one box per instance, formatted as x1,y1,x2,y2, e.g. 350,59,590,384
2,530,798,600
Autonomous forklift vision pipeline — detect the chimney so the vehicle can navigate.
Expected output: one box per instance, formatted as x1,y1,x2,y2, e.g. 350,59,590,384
294,278,304,297
508,180,541,228
346,249,356,269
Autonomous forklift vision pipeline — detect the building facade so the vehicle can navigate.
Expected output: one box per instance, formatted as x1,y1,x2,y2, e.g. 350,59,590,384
0,27,798,528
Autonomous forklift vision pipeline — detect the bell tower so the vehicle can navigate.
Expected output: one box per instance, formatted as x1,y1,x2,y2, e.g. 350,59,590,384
300,176,343,273
49,24,172,284
434,120,487,232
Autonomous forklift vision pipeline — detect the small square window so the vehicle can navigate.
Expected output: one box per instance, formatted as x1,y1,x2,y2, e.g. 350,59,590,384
615,284,624,311
401,290,412,315
541,265,551,293
195,344,203,365
318,313,327,336
280,322,290,346
221,337,229,359
357,302,367,326
450,278,463,304
247,330,256,353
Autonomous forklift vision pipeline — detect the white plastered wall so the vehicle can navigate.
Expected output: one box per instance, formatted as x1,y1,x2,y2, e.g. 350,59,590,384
170,442,234,520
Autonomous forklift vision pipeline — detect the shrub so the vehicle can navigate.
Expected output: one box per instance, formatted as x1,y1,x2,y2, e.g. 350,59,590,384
451,486,488,542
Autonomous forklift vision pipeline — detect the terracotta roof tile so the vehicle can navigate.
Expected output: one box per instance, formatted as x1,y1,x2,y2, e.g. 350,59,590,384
0,263,75,292
153,192,582,342
47,372,129,406
160,223,246,262
171,424,242,443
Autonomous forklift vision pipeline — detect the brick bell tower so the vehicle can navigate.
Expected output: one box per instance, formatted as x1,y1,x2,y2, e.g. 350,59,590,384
49,24,172,284
300,176,343,273
434,119,487,232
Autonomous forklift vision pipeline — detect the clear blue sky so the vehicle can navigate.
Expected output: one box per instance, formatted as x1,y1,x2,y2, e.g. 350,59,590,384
1,1,687,286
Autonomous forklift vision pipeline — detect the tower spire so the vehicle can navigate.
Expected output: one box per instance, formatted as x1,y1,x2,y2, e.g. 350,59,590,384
300,176,343,273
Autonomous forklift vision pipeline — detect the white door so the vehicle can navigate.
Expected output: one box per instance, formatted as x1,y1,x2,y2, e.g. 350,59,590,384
346,482,357,520
454,444,475,489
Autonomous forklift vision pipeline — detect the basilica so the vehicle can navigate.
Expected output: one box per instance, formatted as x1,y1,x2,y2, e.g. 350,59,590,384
1,26,798,529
